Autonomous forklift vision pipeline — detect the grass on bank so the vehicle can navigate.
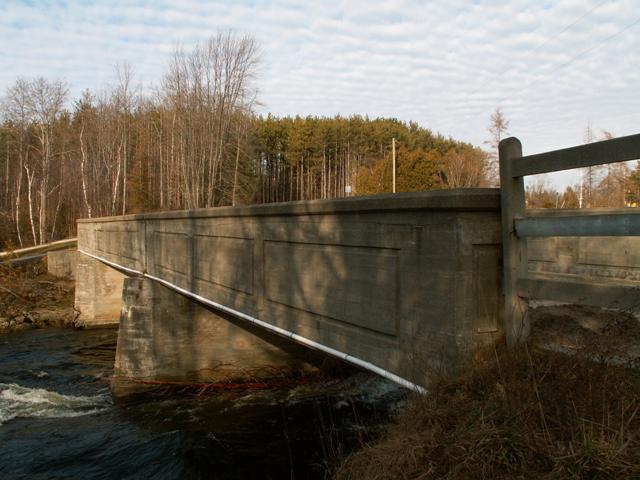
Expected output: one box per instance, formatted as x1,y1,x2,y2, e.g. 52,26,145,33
335,337,640,480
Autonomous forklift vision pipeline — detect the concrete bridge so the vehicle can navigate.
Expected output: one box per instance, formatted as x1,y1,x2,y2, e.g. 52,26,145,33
70,133,640,392
75,189,503,392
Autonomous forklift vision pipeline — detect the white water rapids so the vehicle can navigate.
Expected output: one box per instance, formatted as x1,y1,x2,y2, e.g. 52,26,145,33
0,382,111,425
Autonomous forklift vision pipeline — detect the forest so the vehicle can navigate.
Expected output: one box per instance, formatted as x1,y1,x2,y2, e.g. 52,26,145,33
1,33,638,249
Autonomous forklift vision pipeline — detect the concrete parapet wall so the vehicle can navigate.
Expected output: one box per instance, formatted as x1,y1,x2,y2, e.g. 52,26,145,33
78,189,503,387
524,206,640,288
528,236,640,286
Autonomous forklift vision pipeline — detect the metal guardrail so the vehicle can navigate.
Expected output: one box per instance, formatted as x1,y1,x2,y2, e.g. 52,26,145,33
515,213,640,237
0,238,77,264
499,133,640,344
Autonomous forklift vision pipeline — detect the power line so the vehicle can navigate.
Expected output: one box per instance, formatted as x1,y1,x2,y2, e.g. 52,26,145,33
542,16,640,77
525,0,610,57
465,0,611,100
489,14,640,143
498,14,640,106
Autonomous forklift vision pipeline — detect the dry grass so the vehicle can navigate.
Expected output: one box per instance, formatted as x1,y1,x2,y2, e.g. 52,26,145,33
335,342,640,480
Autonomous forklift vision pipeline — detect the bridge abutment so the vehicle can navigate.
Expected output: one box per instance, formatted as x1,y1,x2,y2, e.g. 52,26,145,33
74,254,125,327
113,277,318,386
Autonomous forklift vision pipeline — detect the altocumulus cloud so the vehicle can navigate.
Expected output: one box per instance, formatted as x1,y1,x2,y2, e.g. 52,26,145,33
1,0,639,185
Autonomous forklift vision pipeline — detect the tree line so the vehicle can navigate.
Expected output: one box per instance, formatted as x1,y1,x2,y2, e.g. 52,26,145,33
1,33,637,249
0,33,491,249
0,33,260,248
253,114,491,203
526,125,640,209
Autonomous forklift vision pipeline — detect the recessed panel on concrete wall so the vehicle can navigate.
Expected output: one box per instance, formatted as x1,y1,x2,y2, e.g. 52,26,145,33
94,224,143,271
152,231,190,284
527,236,640,284
194,235,254,295
264,240,399,336
473,244,501,333
96,227,138,258
578,237,640,268
527,238,557,263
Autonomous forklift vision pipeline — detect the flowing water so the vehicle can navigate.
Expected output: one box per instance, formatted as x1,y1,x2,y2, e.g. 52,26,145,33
0,327,404,479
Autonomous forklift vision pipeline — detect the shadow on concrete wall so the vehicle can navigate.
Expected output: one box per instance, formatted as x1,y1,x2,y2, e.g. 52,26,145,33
94,189,503,388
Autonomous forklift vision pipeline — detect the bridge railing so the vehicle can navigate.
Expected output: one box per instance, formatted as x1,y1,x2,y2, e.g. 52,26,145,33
0,238,78,265
499,133,640,344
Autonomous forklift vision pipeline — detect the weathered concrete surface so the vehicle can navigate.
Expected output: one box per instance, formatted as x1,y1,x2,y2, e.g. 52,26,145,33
524,209,640,313
47,249,78,278
114,277,320,384
528,235,640,284
523,232,640,314
78,189,503,387
74,254,125,327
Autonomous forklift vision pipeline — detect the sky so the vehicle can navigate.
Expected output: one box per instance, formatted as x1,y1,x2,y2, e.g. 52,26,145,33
1,0,639,187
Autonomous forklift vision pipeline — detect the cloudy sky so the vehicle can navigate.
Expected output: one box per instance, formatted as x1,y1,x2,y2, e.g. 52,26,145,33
1,0,639,186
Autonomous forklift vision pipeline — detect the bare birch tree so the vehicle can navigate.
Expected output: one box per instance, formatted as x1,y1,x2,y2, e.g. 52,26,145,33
2,79,30,246
161,32,259,209
3,78,67,244
24,78,67,243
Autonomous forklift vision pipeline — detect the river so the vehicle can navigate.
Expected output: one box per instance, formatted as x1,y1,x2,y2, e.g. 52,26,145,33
0,327,404,479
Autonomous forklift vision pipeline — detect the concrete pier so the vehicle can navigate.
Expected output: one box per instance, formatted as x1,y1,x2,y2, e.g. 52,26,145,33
114,277,319,383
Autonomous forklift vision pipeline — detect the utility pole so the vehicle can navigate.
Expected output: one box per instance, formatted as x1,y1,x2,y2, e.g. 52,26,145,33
579,170,584,208
392,137,396,193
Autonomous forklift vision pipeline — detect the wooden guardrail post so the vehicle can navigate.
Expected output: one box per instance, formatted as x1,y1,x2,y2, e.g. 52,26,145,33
499,137,528,345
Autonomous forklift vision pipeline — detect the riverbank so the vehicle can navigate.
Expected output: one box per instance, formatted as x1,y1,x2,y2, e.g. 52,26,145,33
335,305,640,479
0,260,76,333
